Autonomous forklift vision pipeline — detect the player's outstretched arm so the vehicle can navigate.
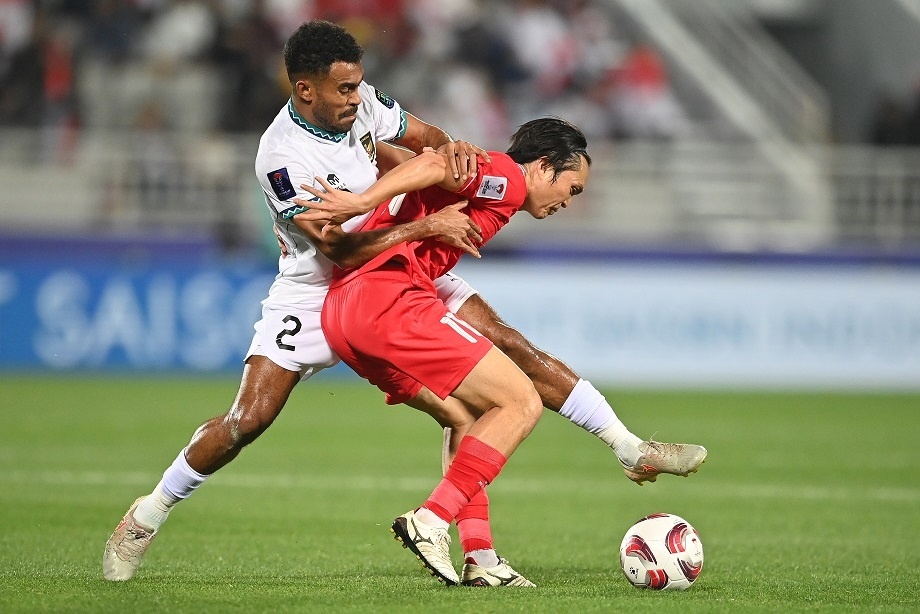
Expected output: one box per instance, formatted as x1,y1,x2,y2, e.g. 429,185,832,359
393,113,491,181
376,140,486,180
375,141,416,176
293,150,458,227
293,201,482,270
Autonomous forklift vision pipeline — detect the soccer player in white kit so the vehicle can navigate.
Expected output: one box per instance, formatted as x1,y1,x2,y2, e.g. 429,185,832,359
103,20,706,586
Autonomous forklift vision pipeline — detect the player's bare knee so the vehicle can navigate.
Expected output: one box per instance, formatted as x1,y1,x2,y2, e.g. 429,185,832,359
519,385,543,427
501,377,542,427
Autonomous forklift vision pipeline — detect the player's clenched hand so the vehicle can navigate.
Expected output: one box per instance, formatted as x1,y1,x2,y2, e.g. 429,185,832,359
428,201,483,258
437,140,490,182
293,176,370,225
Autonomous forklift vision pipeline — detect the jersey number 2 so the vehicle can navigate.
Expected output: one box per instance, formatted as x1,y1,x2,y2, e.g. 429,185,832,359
276,315,302,351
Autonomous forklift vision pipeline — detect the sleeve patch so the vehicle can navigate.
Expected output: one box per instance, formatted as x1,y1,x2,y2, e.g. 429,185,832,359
375,88,396,109
476,175,508,200
267,167,297,201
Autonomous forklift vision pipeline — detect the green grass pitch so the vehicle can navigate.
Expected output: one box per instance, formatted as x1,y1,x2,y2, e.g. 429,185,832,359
1,374,918,612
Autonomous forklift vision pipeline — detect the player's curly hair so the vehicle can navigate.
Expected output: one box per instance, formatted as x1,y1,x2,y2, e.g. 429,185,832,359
283,20,364,82
506,117,591,180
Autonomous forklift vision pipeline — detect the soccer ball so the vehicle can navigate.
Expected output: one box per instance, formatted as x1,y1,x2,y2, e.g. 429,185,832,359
619,513,704,590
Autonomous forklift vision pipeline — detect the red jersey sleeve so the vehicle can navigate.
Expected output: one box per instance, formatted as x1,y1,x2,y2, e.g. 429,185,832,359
452,152,527,245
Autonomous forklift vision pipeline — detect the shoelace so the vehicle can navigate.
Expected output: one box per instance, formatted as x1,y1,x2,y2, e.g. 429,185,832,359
431,529,451,550
493,560,519,578
117,525,153,559
644,440,685,456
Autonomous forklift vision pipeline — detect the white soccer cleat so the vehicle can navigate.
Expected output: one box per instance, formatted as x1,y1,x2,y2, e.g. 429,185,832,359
391,510,459,585
461,556,536,587
103,497,157,581
621,440,708,485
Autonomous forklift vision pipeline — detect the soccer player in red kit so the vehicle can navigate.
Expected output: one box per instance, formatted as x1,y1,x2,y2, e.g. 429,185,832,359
307,118,591,585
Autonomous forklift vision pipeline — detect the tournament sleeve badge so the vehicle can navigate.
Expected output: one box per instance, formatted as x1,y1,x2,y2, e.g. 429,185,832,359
267,167,297,201
476,176,508,200
374,88,396,109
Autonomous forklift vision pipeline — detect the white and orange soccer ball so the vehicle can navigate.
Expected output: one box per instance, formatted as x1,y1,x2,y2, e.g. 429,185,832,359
619,513,704,590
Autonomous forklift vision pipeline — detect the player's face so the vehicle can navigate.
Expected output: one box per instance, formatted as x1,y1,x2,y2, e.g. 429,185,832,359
522,157,590,219
311,61,364,134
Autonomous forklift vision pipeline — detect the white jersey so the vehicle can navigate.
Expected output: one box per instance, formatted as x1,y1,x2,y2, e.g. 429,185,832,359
247,81,477,379
255,81,407,306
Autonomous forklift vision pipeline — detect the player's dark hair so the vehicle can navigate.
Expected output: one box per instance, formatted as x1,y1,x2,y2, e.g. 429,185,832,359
506,117,591,180
283,20,364,81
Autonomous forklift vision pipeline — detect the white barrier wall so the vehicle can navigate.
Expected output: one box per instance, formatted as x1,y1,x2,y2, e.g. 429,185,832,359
452,259,920,389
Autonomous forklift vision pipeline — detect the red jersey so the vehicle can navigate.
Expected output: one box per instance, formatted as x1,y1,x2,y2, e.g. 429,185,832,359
330,152,527,287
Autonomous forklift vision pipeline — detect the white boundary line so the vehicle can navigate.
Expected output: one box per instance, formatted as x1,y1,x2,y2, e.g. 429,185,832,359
4,470,919,503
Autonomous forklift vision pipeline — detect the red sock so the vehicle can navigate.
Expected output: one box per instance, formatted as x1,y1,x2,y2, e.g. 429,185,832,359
457,488,492,553
424,436,506,523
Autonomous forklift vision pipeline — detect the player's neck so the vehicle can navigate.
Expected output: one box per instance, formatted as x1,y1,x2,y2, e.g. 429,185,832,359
519,162,535,193
290,97,319,127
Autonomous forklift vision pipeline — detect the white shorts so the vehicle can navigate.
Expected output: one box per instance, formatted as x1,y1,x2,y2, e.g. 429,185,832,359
246,271,478,380
432,271,478,314
245,299,338,380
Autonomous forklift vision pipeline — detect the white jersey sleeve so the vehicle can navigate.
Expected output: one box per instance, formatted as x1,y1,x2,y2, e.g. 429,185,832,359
360,81,408,143
258,143,318,222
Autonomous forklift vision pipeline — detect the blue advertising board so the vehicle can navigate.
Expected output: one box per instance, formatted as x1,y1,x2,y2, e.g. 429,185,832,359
451,258,920,389
0,256,275,372
3,234,920,388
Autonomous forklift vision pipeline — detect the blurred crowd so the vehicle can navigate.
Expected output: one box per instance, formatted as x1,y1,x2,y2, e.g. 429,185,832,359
0,0,687,147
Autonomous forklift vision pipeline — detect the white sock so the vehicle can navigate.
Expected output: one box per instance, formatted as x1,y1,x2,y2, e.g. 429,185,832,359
466,548,499,567
415,507,450,530
559,379,642,465
134,448,208,530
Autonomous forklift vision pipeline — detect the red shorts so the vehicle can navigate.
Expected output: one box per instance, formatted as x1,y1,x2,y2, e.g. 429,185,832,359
322,265,493,405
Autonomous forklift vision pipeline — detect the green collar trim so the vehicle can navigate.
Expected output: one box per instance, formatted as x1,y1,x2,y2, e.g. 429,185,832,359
287,99,348,143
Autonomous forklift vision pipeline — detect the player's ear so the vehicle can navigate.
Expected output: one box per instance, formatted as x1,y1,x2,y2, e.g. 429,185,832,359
539,157,557,182
294,79,315,103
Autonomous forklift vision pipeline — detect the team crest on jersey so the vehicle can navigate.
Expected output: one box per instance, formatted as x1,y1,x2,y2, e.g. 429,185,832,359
476,176,507,200
267,167,296,200
375,88,395,109
360,132,376,162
